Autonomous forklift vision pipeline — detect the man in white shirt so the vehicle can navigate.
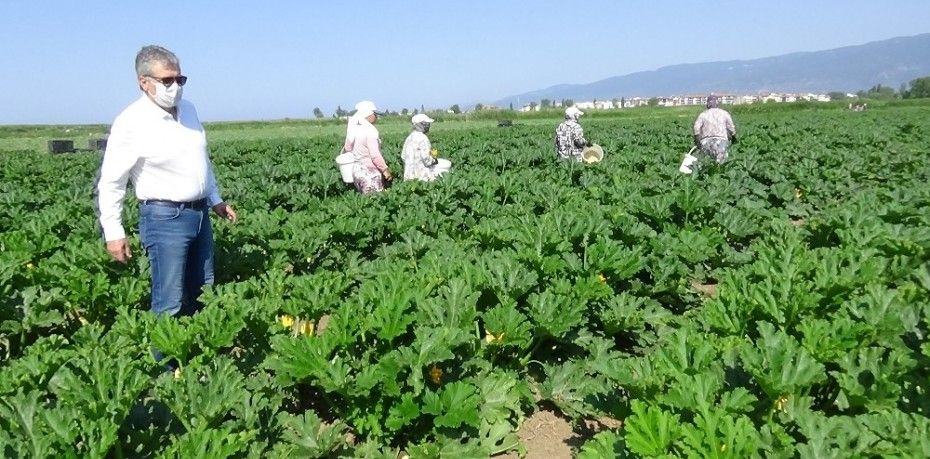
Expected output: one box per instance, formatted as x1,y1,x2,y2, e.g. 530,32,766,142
96,45,237,321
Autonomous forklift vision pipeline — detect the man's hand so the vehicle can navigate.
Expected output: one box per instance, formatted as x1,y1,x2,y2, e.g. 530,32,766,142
383,168,393,182
585,139,593,147
212,202,238,223
106,238,132,264
693,135,702,148
730,134,739,144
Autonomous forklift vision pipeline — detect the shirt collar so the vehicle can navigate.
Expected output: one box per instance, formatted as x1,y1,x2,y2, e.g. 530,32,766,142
137,93,178,121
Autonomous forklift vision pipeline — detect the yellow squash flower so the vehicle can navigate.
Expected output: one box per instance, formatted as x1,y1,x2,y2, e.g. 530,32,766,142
429,365,443,384
485,332,505,344
297,319,315,336
278,314,295,328
775,394,790,413
598,274,607,283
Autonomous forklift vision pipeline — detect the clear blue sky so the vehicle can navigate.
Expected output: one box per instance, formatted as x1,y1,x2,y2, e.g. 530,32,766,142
3,1,929,124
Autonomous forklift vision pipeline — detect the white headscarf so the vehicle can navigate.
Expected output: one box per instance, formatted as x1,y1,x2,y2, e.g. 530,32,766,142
354,100,378,120
343,101,379,152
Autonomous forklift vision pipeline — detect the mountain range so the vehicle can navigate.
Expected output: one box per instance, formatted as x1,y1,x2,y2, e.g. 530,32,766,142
493,33,930,107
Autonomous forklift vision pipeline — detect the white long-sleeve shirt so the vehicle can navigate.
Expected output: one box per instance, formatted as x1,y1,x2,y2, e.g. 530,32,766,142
96,95,223,241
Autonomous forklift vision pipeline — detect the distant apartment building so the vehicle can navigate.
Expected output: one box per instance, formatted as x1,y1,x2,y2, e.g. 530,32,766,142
518,91,830,112
574,101,596,110
624,97,650,108
657,94,740,107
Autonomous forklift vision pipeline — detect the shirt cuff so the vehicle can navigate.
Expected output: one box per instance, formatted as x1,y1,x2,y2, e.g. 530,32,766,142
102,224,127,242
207,192,223,207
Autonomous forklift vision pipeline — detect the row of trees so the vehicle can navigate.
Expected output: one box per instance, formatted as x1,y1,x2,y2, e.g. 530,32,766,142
898,75,930,99
828,76,930,101
312,105,433,119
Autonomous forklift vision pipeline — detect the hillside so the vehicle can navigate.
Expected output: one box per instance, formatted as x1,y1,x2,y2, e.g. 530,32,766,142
494,33,930,106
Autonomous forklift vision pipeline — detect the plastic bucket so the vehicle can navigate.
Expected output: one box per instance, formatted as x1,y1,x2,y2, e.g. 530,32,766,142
582,144,604,163
335,153,356,183
434,158,452,175
679,147,698,174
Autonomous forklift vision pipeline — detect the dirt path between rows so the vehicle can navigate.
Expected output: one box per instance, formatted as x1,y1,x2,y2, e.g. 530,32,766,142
494,409,621,458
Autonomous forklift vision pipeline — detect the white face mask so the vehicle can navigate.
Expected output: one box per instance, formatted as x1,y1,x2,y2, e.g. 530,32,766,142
150,80,182,109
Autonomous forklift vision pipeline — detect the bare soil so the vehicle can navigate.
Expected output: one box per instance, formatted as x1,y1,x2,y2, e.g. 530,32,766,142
315,314,331,336
494,409,622,459
690,280,719,298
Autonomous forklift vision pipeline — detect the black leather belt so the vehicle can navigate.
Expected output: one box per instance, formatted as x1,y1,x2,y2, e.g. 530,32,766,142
141,198,208,209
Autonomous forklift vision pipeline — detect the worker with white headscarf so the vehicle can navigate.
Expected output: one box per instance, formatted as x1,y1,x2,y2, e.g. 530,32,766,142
347,101,392,193
342,100,369,154
693,95,737,164
554,106,590,161
401,113,443,181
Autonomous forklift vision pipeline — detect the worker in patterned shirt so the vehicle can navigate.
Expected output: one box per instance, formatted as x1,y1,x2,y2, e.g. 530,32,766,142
554,106,590,161
692,94,737,163
401,113,441,181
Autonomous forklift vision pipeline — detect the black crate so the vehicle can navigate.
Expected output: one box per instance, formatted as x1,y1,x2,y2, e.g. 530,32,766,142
48,140,75,154
88,138,107,151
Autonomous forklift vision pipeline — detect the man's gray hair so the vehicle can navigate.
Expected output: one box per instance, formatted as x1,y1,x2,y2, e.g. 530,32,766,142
135,45,180,76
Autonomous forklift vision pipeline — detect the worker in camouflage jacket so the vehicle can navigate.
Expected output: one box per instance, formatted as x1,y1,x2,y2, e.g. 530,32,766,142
554,106,590,161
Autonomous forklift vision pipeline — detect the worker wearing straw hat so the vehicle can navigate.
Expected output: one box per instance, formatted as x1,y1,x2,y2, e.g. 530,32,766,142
554,106,590,162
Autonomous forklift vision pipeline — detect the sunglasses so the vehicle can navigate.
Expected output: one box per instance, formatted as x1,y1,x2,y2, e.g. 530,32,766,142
146,75,188,87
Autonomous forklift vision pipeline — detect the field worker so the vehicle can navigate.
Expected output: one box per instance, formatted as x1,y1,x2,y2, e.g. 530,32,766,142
555,106,591,161
96,45,237,326
348,101,393,193
342,100,371,154
692,94,737,163
401,113,442,181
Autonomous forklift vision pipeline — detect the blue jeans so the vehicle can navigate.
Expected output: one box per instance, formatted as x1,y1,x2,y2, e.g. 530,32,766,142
139,203,214,318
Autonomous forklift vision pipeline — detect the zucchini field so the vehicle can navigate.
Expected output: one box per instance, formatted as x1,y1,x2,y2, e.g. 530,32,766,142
2,104,930,457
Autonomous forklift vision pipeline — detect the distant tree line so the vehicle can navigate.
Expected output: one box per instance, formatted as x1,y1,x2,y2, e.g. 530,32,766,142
319,104,434,119
829,76,930,101
902,76,930,99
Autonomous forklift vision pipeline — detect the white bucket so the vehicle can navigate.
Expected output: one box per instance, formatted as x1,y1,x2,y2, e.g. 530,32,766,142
335,153,356,183
434,158,452,175
582,144,604,163
679,148,698,174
